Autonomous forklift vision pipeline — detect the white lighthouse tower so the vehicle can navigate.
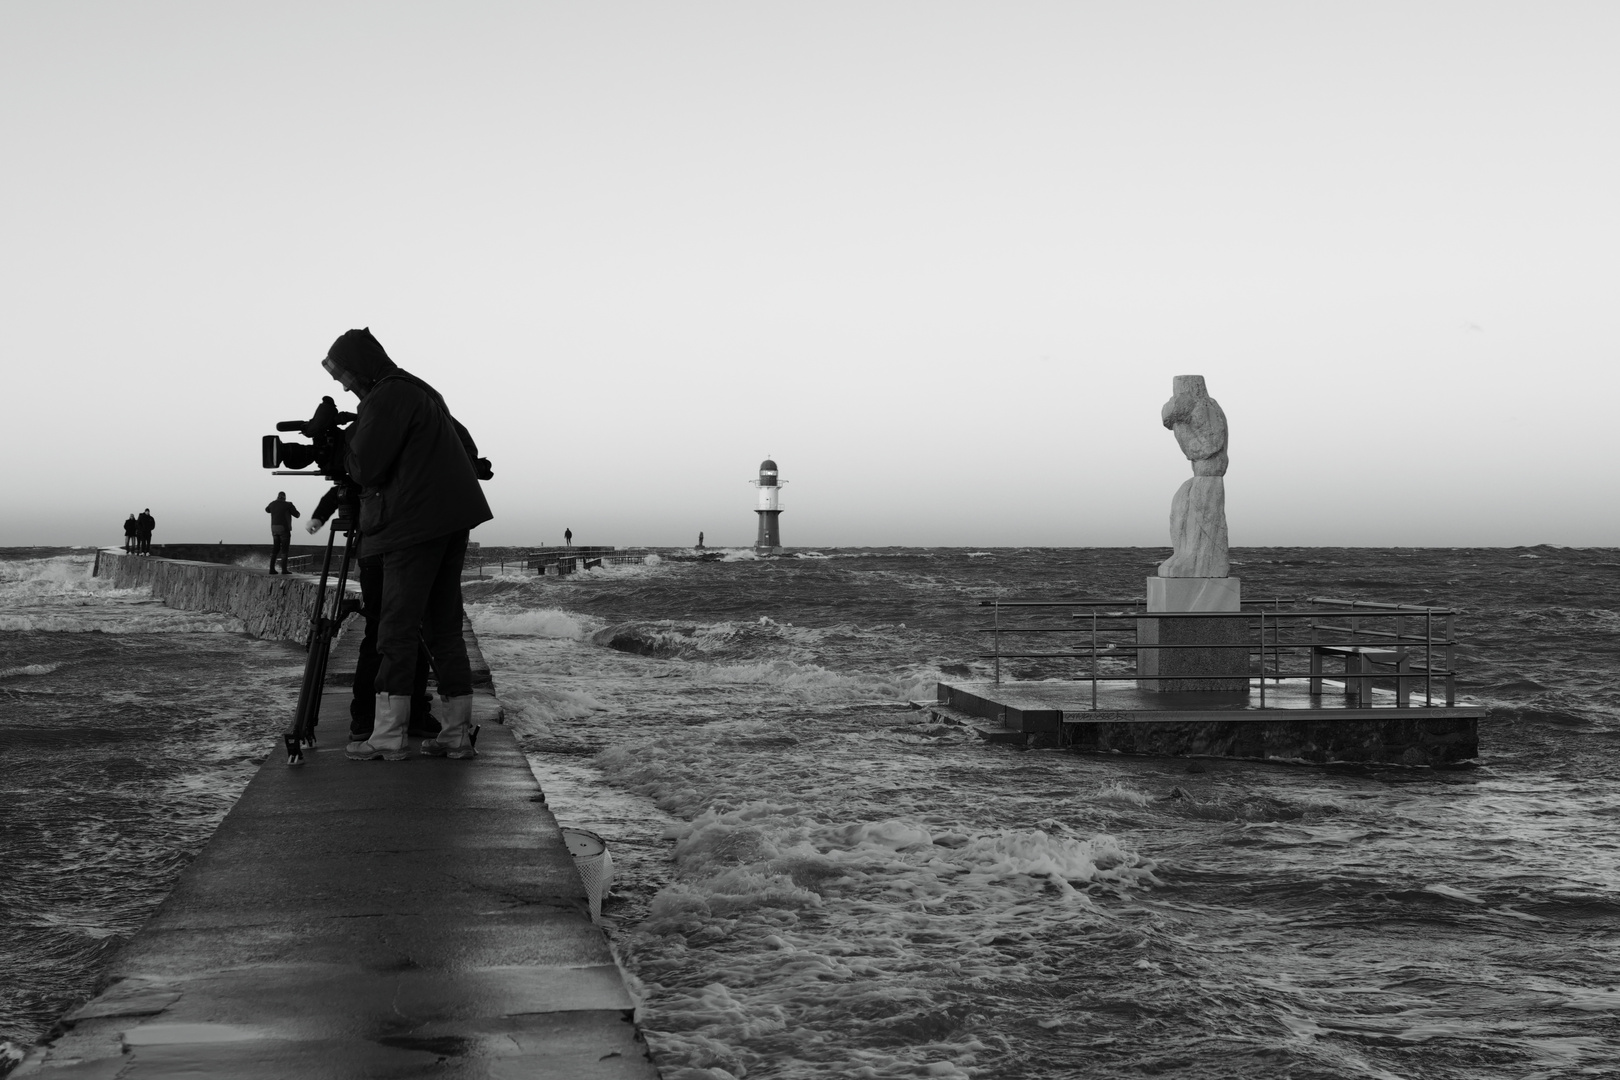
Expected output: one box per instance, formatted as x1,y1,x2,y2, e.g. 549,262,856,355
752,457,784,554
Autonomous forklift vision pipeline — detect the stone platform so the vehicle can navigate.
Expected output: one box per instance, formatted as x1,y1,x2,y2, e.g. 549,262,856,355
1136,576,1248,692
927,679,1483,766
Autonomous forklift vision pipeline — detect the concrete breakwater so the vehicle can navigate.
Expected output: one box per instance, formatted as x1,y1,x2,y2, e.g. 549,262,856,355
16,680,658,1077
24,553,664,1076
145,542,331,565
95,549,332,644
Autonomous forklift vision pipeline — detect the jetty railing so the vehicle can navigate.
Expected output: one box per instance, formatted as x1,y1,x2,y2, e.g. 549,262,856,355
462,547,663,577
973,596,1460,709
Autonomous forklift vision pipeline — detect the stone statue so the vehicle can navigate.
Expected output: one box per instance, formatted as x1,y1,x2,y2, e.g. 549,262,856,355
1157,375,1229,578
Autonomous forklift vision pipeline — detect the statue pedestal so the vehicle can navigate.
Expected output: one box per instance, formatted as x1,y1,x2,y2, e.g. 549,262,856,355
1137,577,1250,693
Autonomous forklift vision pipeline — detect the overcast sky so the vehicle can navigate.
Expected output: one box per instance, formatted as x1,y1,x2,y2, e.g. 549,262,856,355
2,2,1616,549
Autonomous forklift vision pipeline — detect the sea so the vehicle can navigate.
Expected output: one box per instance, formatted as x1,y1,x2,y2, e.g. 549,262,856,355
2,545,1617,1079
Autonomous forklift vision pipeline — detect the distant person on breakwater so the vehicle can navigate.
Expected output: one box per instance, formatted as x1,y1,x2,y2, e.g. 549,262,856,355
697,531,704,549
123,513,138,552
565,527,572,547
264,492,300,574
320,327,493,762
136,509,154,554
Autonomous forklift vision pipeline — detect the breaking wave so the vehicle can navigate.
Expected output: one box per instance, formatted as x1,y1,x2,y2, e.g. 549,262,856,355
466,603,593,639
0,662,64,680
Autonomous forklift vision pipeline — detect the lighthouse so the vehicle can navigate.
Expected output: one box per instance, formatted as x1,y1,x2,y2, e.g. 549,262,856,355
752,458,784,554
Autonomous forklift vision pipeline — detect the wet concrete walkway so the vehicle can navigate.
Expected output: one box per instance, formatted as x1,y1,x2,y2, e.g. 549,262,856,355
20,569,660,1078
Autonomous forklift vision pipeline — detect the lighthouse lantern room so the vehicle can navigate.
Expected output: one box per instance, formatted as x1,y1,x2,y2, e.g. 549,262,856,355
752,458,784,554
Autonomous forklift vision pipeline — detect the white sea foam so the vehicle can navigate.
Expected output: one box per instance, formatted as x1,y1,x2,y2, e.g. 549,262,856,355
588,615,885,663
0,556,247,634
1422,883,1485,904
466,603,593,639
948,828,1150,896
0,555,107,598
505,686,613,726
600,757,1160,1077
0,612,246,634
688,657,936,702
463,566,533,581
1093,780,1156,808
0,662,64,679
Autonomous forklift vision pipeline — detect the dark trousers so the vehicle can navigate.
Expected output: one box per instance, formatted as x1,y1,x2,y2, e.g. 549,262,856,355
350,553,435,735
270,531,291,571
123,534,134,552
372,530,473,704
137,533,151,554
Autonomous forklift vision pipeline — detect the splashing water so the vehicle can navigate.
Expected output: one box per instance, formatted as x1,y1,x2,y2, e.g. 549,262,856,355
5,546,1619,1079
460,546,1620,1079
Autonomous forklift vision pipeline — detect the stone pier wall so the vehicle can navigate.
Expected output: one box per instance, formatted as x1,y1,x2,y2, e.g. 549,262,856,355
145,543,331,565
94,549,332,644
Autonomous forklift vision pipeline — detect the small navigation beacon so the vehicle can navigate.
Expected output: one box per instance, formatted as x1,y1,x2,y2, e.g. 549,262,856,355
752,457,784,554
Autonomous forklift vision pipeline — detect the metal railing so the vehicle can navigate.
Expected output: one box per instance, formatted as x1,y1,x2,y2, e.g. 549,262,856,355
461,547,661,577
464,553,531,577
974,596,1460,710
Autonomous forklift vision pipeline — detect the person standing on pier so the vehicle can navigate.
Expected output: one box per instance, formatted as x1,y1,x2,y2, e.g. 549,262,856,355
264,492,300,574
345,564,439,744
564,527,572,547
123,513,137,553
320,327,493,762
136,509,154,554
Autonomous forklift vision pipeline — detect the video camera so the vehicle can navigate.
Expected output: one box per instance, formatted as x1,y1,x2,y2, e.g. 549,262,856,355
262,396,355,481
263,396,359,534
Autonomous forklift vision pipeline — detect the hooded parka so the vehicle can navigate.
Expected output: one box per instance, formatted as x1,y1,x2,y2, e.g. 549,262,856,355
328,330,492,557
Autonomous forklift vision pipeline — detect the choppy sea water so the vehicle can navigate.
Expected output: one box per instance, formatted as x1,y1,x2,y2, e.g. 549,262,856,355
0,551,303,1072
3,546,1619,1079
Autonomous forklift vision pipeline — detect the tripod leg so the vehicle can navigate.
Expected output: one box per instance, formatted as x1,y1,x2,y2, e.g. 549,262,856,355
285,526,338,764
307,529,361,743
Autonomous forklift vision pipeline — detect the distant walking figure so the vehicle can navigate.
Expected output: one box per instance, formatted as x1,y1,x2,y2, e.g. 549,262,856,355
564,528,572,547
123,513,138,553
265,491,301,574
697,531,704,549
136,509,155,554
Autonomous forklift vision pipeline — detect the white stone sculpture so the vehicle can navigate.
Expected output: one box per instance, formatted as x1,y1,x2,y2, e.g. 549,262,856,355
1157,375,1229,578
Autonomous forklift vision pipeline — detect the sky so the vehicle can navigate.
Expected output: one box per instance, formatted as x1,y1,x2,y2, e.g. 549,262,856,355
2,1,1617,549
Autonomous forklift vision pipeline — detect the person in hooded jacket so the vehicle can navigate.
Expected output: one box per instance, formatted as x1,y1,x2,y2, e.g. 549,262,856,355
123,513,138,552
321,327,492,761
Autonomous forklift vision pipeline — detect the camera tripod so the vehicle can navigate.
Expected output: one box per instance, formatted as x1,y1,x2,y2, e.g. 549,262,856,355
285,490,362,765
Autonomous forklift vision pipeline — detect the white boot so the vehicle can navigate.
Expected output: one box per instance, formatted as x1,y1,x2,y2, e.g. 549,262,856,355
421,695,478,759
347,692,410,761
